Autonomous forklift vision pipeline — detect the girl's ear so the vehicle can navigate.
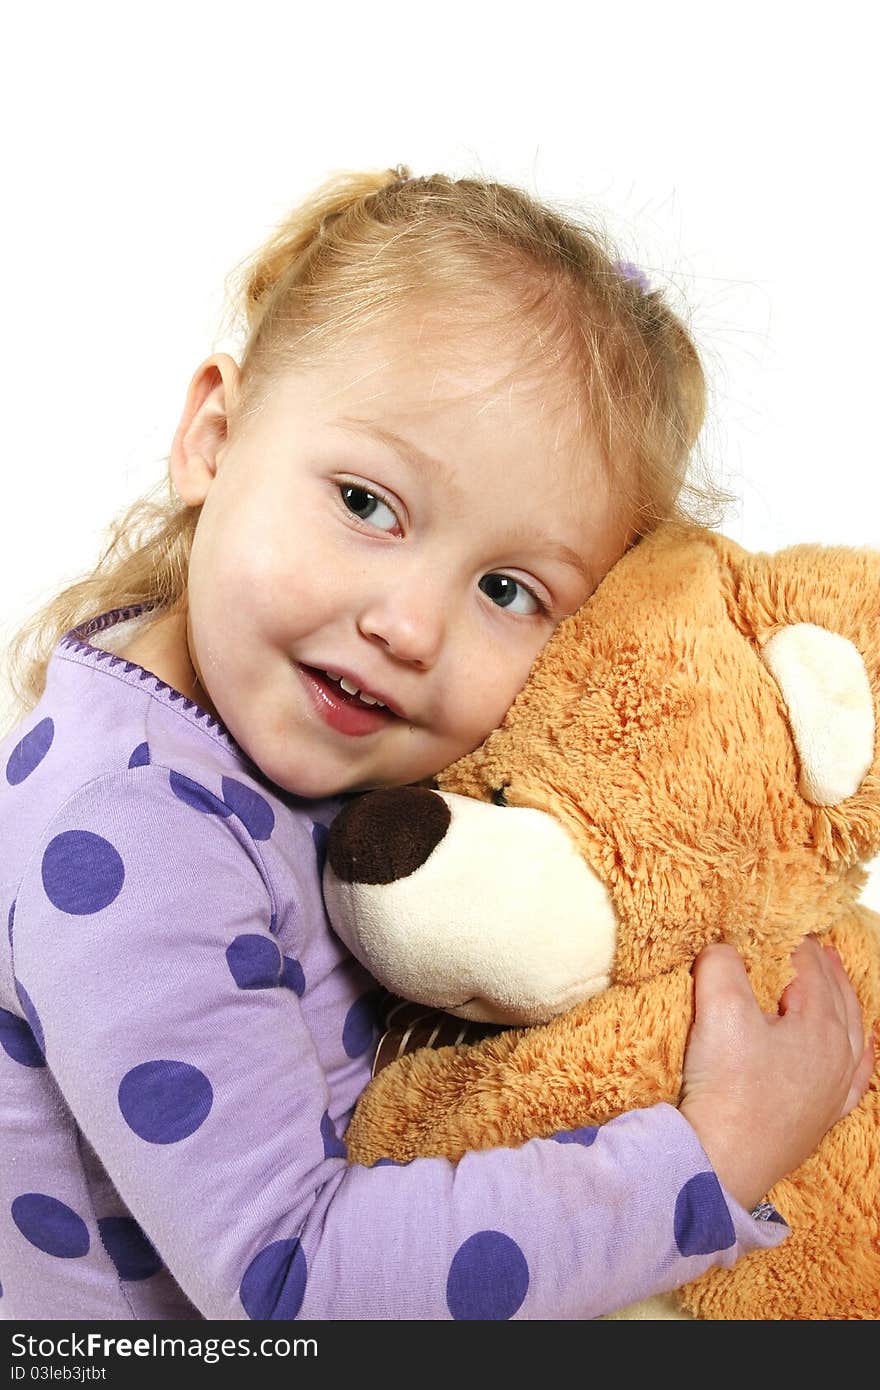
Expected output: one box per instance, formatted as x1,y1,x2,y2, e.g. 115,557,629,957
170,353,241,506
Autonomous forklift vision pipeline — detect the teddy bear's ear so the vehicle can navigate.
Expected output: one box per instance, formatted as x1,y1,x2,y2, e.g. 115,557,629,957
760,623,875,806
728,539,880,862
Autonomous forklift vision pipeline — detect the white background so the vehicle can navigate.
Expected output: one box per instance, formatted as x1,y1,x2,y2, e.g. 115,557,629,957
1,1,877,908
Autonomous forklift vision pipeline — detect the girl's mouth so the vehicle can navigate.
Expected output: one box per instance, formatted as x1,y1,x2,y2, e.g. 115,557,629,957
297,664,400,738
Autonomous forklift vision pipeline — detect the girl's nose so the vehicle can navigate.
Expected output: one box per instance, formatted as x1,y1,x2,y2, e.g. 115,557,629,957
357,587,447,669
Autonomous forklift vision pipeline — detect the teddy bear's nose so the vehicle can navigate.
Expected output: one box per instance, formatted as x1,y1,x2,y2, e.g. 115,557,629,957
327,786,452,885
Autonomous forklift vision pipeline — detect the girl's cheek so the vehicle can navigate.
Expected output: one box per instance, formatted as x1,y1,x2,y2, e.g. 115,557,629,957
465,684,516,741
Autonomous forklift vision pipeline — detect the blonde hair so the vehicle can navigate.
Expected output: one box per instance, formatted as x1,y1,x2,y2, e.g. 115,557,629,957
6,163,727,728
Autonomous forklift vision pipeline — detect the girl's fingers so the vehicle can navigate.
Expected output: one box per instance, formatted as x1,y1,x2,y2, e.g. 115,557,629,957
815,942,853,1039
823,945,867,1066
841,1036,876,1118
778,936,828,1017
692,943,759,1018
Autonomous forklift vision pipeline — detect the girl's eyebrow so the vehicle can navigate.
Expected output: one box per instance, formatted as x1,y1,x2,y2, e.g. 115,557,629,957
333,417,457,488
503,527,593,585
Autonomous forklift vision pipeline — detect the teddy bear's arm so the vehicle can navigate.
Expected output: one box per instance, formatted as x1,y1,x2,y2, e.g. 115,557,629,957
345,965,694,1166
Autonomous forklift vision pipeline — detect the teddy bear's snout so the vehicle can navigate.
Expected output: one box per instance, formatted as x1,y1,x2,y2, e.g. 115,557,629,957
324,790,621,1024
327,786,452,885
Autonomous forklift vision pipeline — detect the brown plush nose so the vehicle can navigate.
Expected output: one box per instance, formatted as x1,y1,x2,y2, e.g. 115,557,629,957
327,786,452,885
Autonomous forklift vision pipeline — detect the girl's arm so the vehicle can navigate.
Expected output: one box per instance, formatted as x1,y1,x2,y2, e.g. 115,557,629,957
9,765,787,1320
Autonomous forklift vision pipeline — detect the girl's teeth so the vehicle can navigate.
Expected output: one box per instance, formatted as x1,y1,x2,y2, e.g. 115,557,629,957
322,669,386,709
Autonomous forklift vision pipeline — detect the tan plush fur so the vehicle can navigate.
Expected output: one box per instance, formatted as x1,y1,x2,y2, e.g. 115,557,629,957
344,523,880,1319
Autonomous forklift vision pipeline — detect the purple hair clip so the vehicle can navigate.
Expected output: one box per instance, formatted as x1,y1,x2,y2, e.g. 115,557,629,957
613,260,651,294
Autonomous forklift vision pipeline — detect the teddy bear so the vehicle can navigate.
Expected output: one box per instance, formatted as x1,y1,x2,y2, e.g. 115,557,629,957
322,521,880,1320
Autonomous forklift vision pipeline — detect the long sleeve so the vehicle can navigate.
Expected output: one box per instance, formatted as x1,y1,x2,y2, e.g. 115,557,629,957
9,763,788,1321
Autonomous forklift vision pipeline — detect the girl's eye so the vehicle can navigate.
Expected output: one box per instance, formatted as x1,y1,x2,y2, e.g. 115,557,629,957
478,573,545,616
339,484,400,533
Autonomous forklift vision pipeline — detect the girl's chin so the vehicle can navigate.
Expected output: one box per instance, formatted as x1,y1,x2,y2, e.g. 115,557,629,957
268,764,396,801
250,728,444,799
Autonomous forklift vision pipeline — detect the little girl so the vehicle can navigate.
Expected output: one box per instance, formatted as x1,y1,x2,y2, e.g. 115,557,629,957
0,167,871,1321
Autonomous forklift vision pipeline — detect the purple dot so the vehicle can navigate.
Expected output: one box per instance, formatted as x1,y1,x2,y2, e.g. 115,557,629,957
12,1194,90,1258
226,934,282,989
674,1172,736,1256
0,1007,45,1068
446,1231,529,1320
15,982,46,1058
98,1217,162,1280
280,956,305,996
118,1060,213,1144
221,778,275,841
312,822,329,875
320,1110,347,1159
240,1237,307,1320
268,911,278,935
342,991,379,1058
128,742,150,768
6,717,54,785
41,831,125,915
169,770,232,818
551,1125,598,1146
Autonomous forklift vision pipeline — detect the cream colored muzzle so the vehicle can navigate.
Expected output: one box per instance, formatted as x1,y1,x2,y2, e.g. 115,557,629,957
323,791,618,1025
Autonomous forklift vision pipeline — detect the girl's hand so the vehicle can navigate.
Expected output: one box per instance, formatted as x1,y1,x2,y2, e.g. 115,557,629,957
678,937,875,1213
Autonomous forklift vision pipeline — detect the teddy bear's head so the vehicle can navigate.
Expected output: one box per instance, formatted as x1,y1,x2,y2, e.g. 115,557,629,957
323,524,879,1025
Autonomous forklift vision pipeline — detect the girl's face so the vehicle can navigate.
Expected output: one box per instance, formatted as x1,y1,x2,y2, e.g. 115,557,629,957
175,322,627,798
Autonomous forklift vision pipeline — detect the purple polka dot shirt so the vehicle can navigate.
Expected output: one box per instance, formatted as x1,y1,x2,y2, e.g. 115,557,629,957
0,607,789,1320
